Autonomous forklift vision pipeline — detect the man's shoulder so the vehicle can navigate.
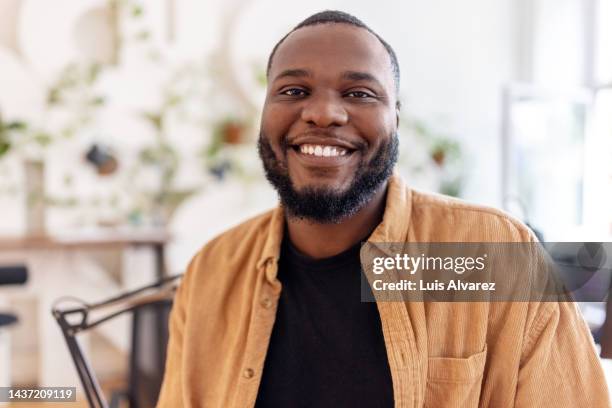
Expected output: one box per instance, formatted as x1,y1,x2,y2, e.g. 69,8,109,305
408,189,534,242
410,189,514,218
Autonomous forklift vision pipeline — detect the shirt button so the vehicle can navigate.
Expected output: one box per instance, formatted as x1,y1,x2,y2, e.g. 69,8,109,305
243,368,255,379
260,297,273,309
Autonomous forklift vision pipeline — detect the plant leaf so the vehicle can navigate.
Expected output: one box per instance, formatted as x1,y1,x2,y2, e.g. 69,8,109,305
0,141,10,157
7,121,27,131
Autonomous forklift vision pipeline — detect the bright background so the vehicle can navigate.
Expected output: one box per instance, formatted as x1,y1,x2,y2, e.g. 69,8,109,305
0,0,611,268
0,0,611,403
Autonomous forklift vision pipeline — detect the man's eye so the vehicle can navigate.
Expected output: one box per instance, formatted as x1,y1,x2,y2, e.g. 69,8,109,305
281,88,307,97
345,91,374,98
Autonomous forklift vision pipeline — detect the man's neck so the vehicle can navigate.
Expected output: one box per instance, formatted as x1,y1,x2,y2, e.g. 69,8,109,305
285,182,388,259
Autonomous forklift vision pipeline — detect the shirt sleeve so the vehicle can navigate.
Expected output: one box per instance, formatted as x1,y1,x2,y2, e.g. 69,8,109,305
514,300,611,407
156,257,193,407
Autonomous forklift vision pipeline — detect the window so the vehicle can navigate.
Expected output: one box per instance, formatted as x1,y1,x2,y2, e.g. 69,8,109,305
595,0,612,85
503,0,612,240
587,0,612,234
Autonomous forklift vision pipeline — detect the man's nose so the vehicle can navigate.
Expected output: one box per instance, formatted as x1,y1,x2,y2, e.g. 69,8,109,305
300,93,348,128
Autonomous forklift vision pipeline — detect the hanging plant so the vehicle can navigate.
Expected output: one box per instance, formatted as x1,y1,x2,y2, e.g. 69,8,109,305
0,116,27,159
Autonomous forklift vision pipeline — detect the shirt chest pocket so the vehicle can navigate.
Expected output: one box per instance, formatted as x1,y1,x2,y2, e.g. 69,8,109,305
423,346,487,408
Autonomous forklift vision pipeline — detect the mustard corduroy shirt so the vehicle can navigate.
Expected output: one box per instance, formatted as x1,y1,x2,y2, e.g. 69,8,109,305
157,175,610,407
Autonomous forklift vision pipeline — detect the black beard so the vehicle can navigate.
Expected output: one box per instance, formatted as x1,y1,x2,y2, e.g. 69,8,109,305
257,132,399,224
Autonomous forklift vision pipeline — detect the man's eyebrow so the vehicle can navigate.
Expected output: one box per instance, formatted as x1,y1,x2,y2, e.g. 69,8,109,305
342,71,384,88
272,69,311,82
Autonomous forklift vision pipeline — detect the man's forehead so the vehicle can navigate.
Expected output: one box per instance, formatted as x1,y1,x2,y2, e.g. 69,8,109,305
269,23,394,87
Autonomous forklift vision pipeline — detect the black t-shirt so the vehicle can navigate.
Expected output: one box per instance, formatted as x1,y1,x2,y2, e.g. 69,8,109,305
255,237,394,408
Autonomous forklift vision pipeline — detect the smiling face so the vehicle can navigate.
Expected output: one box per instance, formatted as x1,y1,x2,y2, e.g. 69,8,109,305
259,23,400,223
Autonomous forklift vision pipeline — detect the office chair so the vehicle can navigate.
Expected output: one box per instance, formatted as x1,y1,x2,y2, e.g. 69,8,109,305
52,274,181,408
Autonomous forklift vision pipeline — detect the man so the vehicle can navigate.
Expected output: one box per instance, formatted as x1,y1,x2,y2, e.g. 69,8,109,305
157,10,609,407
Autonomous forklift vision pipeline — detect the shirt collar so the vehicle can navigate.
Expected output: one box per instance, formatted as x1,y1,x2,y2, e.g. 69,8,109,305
368,173,412,244
257,173,413,282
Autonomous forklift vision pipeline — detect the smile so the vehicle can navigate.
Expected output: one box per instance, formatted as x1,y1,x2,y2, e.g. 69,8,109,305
288,143,358,168
298,144,348,157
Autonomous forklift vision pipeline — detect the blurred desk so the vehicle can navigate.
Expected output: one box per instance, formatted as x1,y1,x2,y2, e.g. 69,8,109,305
0,229,169,278
0,229,170,388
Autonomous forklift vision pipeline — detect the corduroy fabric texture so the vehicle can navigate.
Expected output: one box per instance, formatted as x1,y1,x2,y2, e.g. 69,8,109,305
157,175,610,408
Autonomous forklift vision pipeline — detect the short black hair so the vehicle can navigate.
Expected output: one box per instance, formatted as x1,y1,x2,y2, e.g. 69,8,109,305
266,10,401,95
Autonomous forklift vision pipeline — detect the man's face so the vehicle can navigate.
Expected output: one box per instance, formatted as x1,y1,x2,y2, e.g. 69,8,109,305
259,23,399,222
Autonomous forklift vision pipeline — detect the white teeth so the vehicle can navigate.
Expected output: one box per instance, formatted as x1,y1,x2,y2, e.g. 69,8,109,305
298,144,348,157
